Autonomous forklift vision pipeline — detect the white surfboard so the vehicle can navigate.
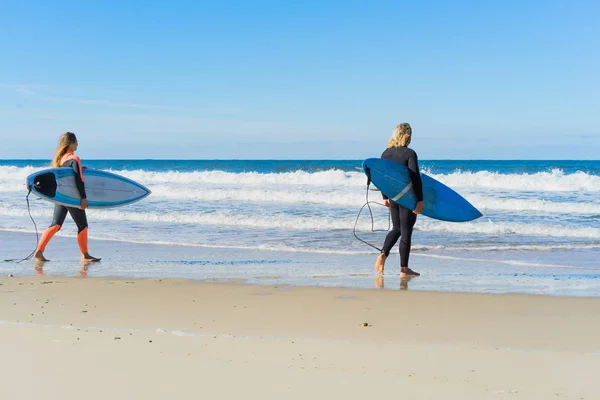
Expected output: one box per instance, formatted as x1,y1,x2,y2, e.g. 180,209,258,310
26,168,151,209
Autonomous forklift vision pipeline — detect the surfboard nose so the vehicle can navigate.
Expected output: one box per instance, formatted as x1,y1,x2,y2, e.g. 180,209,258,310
27,171,58,197
25,175,33,191
467,205,483,221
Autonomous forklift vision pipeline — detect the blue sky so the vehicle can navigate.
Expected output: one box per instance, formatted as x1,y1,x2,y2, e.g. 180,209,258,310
0,0,598,159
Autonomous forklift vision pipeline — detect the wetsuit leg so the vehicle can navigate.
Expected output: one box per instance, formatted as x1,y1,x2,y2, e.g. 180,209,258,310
37,205,68,251
398,205,417,267
67,207,89,254
381,201,401,257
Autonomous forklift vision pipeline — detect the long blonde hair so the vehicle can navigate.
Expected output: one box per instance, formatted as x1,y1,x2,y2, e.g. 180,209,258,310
387,123,412,148
51,132,77,168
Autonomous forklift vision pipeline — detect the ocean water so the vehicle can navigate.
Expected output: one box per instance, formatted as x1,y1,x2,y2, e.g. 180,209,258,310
1,159,599,295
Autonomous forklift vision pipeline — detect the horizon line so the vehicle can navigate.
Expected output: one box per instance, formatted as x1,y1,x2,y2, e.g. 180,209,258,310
1,158,598,162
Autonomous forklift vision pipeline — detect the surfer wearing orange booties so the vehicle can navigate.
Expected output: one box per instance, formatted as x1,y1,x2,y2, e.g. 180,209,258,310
33,132,101,262
374,123,423,277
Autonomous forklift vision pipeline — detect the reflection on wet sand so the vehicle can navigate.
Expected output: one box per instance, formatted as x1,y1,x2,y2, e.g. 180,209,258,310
80,260,93,277
374,275,414,290
400,275,413,290
34,260,45,276
35,259,94,277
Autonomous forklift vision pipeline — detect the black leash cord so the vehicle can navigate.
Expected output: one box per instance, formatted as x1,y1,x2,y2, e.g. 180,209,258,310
3,189,40,263
352,182,390,252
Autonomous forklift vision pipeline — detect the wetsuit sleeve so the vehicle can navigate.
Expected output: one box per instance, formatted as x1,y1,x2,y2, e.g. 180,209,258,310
408,152,423,201
380,150,389,200
70,159,87,199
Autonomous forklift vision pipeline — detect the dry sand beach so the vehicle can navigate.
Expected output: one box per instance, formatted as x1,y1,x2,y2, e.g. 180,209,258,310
1,274,599,400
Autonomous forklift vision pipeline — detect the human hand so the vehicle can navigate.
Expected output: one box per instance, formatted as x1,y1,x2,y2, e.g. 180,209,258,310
384,199,390,208
80,198,89,209
413,201,424,214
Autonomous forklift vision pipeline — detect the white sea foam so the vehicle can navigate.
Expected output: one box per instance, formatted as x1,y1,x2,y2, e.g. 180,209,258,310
429,168,600,192
108,168,363,187
2,166,599,192
467,195,600,215
2,226,599,254
1,207,599,239
2,167,599,216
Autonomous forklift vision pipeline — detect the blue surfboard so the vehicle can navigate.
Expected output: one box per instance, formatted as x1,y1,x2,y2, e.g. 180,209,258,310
26,168,151,209
362,158,482,222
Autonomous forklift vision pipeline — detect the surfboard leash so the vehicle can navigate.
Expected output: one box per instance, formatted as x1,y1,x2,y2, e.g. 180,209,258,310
3,189,40,263
352,170,390,252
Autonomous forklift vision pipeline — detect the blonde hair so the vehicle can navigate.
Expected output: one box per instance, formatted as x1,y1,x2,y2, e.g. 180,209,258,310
51,132,77,168
387,123,412,148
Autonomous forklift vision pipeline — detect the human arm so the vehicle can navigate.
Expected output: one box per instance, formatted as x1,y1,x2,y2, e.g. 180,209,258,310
408,151,424,214
68,158,87,208
380,149,390,203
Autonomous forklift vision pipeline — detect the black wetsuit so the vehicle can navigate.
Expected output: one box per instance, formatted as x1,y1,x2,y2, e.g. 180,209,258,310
49,157,88,233
380,146,423,267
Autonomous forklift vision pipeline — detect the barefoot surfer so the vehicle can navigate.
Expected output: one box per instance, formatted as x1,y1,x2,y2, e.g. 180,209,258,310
374,123,423,277
33,132,101,263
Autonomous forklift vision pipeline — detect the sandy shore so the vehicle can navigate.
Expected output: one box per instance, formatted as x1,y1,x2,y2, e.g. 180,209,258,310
0,276,598,399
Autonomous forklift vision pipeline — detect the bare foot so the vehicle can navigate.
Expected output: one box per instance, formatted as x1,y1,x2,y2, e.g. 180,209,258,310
82,253,101,262
33,250,49,262
400,267,420,277
374,253,387,275
374,275,384,289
